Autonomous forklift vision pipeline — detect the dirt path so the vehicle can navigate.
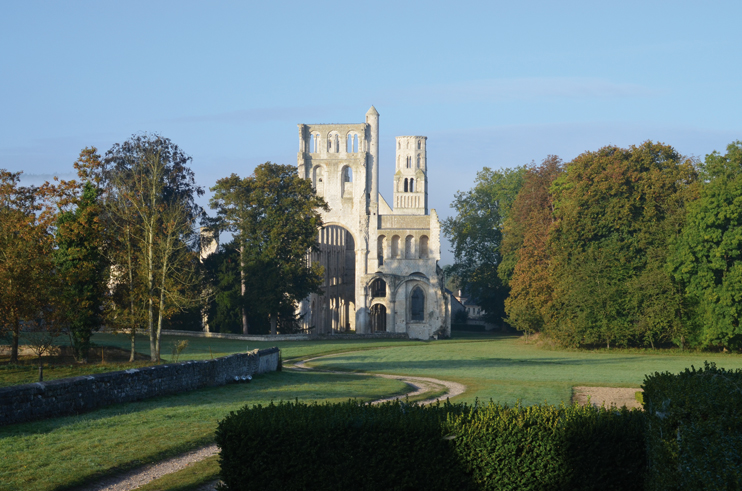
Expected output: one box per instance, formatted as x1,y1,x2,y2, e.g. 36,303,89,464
293,355,467,405
78,444,219,491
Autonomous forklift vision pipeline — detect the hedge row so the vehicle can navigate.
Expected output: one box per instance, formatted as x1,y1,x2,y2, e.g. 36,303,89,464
215,400,644,491
643,362,742,490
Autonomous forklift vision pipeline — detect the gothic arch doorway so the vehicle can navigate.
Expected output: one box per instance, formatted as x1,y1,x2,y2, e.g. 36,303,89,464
370,304,386,333
309,225,356,334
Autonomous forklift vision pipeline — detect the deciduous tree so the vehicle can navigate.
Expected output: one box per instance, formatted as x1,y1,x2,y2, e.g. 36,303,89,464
209,163,328,335
442,166,525,325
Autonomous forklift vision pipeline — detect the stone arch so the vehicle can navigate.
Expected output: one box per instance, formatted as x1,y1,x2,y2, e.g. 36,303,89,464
370,277,387,298
377,235,386,264
341,166,353,198
370,303,387,332
405,235,414,258
312,165,326,196
309,224,356,333
410,286,425,321
419,235,429,258
391,235,400,258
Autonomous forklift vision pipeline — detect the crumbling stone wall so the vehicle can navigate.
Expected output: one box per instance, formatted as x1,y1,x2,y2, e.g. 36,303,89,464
0,347,279,426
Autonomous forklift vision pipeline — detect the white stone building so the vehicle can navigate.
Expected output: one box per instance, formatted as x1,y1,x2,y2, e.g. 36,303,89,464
296,107,451,340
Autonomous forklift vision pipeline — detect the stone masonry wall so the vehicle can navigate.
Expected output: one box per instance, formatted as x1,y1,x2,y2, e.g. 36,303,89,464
0,347,280,427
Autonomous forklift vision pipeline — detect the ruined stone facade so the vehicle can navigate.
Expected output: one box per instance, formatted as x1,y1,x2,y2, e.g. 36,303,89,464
297,107,451,340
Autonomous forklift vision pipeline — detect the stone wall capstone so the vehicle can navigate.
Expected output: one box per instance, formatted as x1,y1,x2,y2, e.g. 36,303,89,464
0,347,279,427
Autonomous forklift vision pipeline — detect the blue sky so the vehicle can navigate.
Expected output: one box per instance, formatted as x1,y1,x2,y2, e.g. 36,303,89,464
2,1,741,264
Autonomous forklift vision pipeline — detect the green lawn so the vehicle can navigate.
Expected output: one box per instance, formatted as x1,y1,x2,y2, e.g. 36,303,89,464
0,370,408,491
305,334,742,405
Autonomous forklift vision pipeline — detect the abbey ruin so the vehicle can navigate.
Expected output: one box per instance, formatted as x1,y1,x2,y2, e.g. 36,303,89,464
297,107,451,340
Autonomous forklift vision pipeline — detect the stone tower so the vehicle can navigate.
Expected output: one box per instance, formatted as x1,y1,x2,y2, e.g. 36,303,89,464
393,136,428,215
296,107,451,340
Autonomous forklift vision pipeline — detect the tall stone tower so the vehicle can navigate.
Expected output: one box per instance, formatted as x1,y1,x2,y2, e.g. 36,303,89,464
393,136,428,215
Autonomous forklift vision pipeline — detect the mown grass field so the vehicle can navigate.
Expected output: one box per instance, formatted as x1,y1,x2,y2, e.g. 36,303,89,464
305,333,742,405
0,370,408,491
3,330,742,490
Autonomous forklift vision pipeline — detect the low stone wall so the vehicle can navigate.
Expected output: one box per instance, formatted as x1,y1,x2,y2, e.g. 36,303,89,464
155,329,410,342
0,347,280,427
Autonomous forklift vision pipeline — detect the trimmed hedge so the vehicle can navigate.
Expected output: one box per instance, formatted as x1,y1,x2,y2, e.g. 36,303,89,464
643,362,742,490
215,400,645,491
215,400,474,491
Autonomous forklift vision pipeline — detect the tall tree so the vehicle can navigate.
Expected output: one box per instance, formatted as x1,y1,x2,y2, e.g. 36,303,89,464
209,163,328,335
549,142,697,348
501,156,563,340
104,134,204,360
442,166,525,325
54,148,107,362
669,141,742,349
0,171,57,363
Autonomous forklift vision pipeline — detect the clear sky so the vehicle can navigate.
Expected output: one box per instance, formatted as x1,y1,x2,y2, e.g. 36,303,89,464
2,1,740,264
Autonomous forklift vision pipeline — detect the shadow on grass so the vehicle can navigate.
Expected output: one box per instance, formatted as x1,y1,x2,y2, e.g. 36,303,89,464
0,371,385,439
312,356,643,372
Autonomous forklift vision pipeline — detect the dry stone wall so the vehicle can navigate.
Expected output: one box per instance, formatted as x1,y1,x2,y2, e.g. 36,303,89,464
0,347,279,427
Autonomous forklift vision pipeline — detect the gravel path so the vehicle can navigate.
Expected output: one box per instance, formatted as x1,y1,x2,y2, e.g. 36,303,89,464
293,355,467,404
78,444,219,491
80,351,466,491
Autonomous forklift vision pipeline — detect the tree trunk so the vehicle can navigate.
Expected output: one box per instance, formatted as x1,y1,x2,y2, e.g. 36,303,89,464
148,227,156,361
156,248,169,362
10,321,19,364
270,313,277,336
126,226,137,363
240,245,248,335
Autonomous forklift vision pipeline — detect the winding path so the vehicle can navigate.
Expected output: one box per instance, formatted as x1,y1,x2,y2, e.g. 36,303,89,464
81,350,466,491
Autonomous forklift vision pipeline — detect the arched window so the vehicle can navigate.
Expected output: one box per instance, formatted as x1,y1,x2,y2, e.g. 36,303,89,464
398,141,401,149
391,235,400,258
417,154,421,168
347,134,352,153
406,156,411,169
341,166,353,197
410,178,415,192
353,134,358,153
411,287,424,321
405,235,413,258
327,134,332,152
418,140,421,149
404,178,408,193
370,278,386,298
377,235,386,264
419,236,429,258
313,166,325,196
335,134,339,153
309,134,315,153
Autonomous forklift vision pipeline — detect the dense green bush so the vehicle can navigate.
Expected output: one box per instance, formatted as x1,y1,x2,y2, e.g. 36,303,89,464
216,400,645,491
643,362,742,490
446,402,645,491
216,400,474,491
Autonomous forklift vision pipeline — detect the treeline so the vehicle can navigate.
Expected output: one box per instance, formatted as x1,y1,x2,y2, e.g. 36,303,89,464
445,140,742,350
1,134,325,364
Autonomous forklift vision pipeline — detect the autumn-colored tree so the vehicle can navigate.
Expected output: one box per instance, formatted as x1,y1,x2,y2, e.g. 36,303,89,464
442,167,525,325
54,148,108,362
549,142,697,348
210,163,328,335
501,156,563,340
104,134,204,360
669,141,742,349
0,170,57,363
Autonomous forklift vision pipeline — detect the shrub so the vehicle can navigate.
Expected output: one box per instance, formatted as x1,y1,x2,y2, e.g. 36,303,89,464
446,402,645,491
216,399,474,491
216,400,645,491
643,362,742,490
